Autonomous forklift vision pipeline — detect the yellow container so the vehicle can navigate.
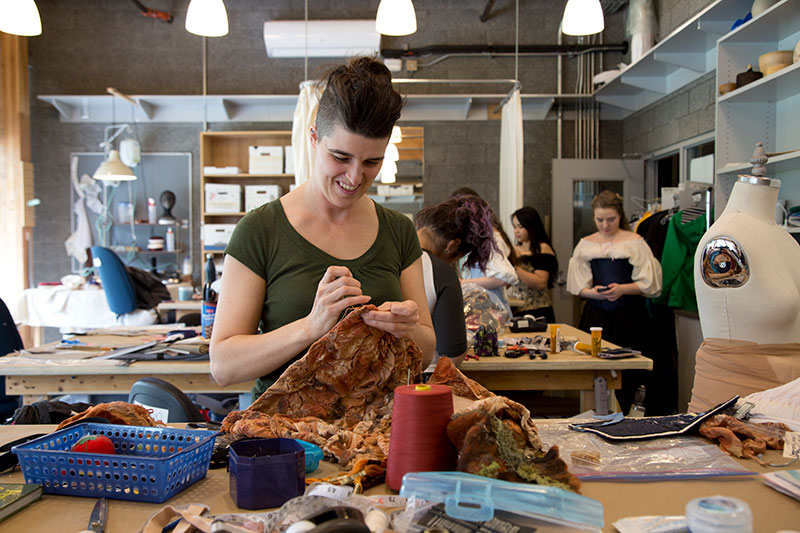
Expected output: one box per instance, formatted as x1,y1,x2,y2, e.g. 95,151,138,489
590,327,603,357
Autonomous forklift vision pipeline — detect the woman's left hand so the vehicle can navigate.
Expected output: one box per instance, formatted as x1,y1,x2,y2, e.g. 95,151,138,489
362,300,419,338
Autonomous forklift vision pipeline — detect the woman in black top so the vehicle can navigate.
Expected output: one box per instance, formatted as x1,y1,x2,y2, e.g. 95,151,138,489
507,206,558,323
414,195,496,377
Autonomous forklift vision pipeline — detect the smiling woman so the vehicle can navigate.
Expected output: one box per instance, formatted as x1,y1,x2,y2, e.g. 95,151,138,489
209,56,435,398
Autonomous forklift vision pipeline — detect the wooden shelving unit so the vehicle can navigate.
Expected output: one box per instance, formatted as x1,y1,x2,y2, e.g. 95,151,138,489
200,130,293,285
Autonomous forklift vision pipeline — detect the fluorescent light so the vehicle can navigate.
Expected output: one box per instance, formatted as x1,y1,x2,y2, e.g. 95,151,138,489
375,0,417,36
0,0,42,36
561,0,604,36
94,150,136,181
186,0,229,37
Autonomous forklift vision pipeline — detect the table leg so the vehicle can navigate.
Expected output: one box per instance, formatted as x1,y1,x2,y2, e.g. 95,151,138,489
22,394,50,405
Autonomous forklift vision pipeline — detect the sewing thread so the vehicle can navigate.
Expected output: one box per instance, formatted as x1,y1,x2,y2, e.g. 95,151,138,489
386,384,457,491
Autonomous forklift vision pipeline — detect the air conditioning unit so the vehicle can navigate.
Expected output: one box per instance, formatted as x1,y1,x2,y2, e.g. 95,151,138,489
263,20,381,58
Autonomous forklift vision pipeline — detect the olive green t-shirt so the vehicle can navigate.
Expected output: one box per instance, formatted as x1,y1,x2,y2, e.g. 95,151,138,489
225,199,421,395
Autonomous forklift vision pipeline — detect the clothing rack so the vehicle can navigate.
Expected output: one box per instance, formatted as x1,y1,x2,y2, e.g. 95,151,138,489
678,183,713,230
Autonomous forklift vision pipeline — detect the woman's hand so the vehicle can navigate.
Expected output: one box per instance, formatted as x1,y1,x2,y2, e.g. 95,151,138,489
362,300,420,339
307,265,371,339
601,282,624,301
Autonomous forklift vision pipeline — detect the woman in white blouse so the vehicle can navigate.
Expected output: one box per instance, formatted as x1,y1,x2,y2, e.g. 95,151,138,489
567,191,662,412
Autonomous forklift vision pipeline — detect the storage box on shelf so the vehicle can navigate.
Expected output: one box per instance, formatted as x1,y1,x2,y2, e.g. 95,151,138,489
200,131,294,284
714,0,800,218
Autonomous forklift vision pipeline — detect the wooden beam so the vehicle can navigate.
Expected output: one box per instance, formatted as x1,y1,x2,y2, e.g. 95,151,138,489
0,33,34,334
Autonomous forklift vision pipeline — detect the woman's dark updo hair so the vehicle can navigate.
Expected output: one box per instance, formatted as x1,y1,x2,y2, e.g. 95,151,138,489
315,56,403,140
414,196,497,272
512,206,552,257
591,190,630,231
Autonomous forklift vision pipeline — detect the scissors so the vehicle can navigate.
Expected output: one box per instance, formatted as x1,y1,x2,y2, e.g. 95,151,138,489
79,498,108,533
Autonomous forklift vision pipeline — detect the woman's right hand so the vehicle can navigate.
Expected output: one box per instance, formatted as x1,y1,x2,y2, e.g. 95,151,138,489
306,265,371,339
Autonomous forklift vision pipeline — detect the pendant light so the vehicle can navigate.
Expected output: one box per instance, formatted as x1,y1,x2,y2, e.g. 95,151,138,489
94,149,136,181
561,0,604,36
0,0,42,36
186,0,229,37
375,0,417,36
389,125,403,144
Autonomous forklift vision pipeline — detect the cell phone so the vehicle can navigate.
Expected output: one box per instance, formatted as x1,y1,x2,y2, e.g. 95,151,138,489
597,286,610,292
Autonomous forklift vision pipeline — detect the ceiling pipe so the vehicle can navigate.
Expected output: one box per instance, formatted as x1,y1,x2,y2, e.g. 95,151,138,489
381,42,627,59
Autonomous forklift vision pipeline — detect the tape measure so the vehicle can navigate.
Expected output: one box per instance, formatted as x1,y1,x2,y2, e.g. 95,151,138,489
594,376,609,415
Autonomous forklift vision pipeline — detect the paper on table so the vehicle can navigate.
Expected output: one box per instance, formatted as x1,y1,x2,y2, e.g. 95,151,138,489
761,469,800,501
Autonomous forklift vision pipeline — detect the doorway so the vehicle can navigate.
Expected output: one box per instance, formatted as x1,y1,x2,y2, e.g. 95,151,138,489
551,159,645,325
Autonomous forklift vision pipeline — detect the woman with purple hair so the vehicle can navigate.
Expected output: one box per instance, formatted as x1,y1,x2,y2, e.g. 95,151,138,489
414,195,497,377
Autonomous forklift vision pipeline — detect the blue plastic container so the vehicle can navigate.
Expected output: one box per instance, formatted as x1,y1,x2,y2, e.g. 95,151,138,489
11,423,218,503
229,438,305,510
295,439,323,473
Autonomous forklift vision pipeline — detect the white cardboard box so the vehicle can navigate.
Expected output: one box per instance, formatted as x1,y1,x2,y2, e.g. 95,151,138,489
377,184,414,196
245,184,281,211
203,224,236,249
249,146,283,174
284,145,295,174
205,183,241,213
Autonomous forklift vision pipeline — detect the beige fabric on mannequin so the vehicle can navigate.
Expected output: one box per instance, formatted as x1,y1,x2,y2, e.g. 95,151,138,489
689,338,800,413
694,178,800,343
690,177,800,412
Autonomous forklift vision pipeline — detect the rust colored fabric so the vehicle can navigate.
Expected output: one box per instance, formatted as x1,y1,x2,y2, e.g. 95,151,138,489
427,357,494,400
56,401,163,430
689,338,800,413
247,305,422,426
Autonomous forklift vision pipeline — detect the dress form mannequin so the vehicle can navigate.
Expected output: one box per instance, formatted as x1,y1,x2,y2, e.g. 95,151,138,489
695,153,800,342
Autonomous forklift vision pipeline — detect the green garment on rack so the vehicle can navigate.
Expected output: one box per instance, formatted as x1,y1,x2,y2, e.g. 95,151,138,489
653,212,708,311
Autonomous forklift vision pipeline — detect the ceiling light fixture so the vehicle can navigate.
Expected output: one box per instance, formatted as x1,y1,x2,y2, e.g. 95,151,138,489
186,0,229,37
375,0,417,36
94,149,136,181
561,0,604,36
0,0,42,36
389,126,403,144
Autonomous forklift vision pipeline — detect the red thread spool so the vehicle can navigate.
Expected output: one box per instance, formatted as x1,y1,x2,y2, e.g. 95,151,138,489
386,384,457,491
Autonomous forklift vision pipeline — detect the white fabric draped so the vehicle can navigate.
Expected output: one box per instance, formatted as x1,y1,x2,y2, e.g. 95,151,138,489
291,81,321,187
498,87,523,237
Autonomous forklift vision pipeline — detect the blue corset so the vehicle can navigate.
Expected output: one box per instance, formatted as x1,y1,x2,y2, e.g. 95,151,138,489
589,258,634,311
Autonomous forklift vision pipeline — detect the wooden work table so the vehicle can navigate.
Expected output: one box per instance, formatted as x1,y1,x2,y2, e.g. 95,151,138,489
460,324,653,412
0,424,797,532
0,329,250,405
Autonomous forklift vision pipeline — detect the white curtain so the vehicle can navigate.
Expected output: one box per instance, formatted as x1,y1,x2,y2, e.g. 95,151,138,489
291,81,321,187
498,87,523,237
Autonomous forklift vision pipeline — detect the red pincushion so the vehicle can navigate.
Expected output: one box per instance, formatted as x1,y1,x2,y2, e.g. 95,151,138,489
70,434,115,455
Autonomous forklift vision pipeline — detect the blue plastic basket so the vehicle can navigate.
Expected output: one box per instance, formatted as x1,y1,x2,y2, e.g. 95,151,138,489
12,423,219,503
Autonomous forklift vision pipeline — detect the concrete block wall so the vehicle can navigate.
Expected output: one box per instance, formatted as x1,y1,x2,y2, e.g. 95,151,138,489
622,72,716,156
25,0,714,289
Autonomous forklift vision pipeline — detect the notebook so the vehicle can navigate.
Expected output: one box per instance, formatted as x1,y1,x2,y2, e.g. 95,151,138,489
0,483,43,522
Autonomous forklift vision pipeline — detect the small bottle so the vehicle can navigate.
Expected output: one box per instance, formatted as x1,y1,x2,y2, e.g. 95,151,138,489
182,256,193,277
165,227,175,252
202,281,218,339
205,253,216,283
147,197,157,224
628,385,646,418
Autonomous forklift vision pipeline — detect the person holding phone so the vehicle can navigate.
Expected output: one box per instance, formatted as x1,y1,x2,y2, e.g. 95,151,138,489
566,191,662,412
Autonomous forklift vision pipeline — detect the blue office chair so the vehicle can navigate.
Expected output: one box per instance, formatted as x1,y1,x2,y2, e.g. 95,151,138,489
90,246,137,316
